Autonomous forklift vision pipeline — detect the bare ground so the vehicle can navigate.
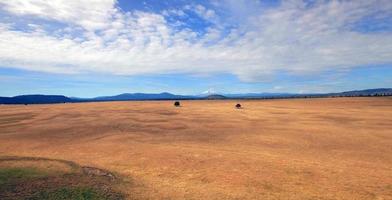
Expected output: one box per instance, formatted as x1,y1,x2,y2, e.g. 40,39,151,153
0,97,391,199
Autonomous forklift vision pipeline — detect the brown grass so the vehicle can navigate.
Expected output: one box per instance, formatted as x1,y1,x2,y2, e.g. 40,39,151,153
0,97,391,199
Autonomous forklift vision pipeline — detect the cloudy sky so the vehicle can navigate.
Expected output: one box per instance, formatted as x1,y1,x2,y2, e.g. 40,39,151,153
0,0,391,97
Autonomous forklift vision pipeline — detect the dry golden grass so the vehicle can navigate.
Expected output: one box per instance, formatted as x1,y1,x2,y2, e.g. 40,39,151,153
0,97,391,199
0,159,74,175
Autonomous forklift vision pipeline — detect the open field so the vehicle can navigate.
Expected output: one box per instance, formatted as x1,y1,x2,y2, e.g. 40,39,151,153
0,97,391,199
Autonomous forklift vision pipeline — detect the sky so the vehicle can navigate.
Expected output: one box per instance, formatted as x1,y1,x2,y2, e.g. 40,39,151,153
0,0,391,97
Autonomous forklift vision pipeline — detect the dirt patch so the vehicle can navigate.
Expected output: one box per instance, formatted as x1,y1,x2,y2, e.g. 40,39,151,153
82,166,117,181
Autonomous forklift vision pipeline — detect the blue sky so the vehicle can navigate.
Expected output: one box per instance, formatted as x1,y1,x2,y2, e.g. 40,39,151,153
0,0,391,97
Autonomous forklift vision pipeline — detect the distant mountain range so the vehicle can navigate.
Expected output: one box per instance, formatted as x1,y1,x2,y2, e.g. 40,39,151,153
93,92,192,101
205,94,227,100
330,88,392,96
0,88,391,104
223,92,294,98
0,95,71,104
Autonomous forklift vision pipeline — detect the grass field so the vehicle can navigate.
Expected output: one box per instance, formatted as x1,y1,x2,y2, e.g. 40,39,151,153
0,97,391,199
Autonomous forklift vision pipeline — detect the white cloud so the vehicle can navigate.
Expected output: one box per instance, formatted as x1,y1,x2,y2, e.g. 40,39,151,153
162,8,186,17
0,0,391,82
193,4,218,22
0,0,116,30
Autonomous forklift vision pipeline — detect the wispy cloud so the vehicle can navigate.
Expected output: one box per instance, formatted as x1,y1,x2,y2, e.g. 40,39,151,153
0,0,391,82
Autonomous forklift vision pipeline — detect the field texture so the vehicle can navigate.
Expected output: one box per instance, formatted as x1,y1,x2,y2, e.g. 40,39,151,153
0,98,391,199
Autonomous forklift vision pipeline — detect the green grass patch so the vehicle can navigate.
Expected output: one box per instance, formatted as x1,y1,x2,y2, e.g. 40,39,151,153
0,167,48,185
0,166,122,199
29,187,108,200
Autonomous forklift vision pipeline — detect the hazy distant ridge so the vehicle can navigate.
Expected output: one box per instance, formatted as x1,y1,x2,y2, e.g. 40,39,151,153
93,92,192,101
0,88,391,104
